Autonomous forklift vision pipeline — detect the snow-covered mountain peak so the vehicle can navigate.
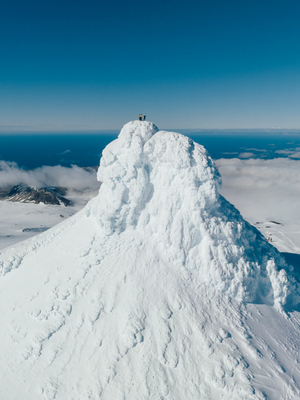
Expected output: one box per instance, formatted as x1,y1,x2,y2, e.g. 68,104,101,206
91,121,294,307
96,121,221,234
0,121,300,399
118,119,159,143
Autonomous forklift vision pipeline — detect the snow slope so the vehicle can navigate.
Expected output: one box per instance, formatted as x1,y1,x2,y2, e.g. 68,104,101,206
250,220,300,255
0,189,96,250
0,121,300,400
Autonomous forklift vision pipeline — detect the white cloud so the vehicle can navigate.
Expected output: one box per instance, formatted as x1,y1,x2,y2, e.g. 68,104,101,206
0,161,100,192
275,148,300,158
245,148,267,152
289,152,300,159
216,158,300,224
238,152,255,159
275,149,293,155
59,149,71,155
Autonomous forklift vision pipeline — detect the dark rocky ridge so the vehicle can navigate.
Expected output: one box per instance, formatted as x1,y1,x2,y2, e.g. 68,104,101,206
22,227,50,233
0,184,73,206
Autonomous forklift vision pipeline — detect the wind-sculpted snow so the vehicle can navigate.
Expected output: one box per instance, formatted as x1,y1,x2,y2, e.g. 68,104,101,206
0,120,300,400
91,120,296,308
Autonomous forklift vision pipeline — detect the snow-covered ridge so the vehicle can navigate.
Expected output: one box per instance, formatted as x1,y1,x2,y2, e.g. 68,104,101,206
1,184,73,206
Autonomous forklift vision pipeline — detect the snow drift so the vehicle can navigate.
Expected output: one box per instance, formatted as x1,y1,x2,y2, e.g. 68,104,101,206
0,121,300,399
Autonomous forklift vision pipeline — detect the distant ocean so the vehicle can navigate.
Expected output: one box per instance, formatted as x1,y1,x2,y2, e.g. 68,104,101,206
1,130,300,169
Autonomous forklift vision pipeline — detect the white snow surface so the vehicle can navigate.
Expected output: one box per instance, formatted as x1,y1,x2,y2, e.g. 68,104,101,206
0,189,98,250
0,121,300,399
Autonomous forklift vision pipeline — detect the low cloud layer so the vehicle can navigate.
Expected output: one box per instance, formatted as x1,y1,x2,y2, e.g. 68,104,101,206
0,161,100,192
216,158,300,224
245,148,267,153
222,144,300,160
275,148,300,158
238,152,255,159
1,158,299,226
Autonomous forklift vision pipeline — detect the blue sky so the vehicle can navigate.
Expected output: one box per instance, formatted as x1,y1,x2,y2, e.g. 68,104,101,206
1,0,300,130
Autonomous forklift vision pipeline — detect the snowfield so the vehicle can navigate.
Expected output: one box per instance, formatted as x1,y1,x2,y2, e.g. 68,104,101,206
0,189,97,250
0,121,300,399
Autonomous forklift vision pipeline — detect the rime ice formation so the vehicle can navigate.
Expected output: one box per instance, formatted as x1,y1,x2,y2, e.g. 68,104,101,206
0,121,300,400
93,121,296,307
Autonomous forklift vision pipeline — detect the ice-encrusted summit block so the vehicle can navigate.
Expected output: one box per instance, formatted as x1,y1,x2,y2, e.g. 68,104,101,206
88,120,292,307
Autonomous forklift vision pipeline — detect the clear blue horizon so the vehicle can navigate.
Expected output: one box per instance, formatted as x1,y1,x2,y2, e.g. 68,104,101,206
1,0,300,131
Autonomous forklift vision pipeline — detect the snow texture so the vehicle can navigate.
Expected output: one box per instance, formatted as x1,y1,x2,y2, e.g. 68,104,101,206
0,189,95,250
0,120,300,399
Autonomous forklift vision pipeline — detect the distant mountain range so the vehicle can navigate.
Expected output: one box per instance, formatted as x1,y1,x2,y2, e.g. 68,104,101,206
0,184,73,206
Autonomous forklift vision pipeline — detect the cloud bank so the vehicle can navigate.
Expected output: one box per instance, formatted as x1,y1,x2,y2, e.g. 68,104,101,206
238,152,255,159
0,161,99,192
275,148,300,158
216,158,300,224
1,157,299,226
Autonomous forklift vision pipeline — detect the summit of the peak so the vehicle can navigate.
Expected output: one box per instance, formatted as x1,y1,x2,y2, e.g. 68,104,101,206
118,120,159,144
93,126,297,308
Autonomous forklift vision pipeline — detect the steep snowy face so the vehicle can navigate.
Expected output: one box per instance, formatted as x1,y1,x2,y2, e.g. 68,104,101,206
91,121,294,307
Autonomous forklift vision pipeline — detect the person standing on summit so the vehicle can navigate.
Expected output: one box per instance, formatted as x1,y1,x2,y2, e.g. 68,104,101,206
138,114,143,121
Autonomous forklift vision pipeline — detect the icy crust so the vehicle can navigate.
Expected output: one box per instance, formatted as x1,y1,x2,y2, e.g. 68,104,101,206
93,121,296,307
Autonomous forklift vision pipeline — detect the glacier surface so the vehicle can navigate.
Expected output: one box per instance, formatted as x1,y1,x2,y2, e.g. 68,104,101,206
0,121,300,399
